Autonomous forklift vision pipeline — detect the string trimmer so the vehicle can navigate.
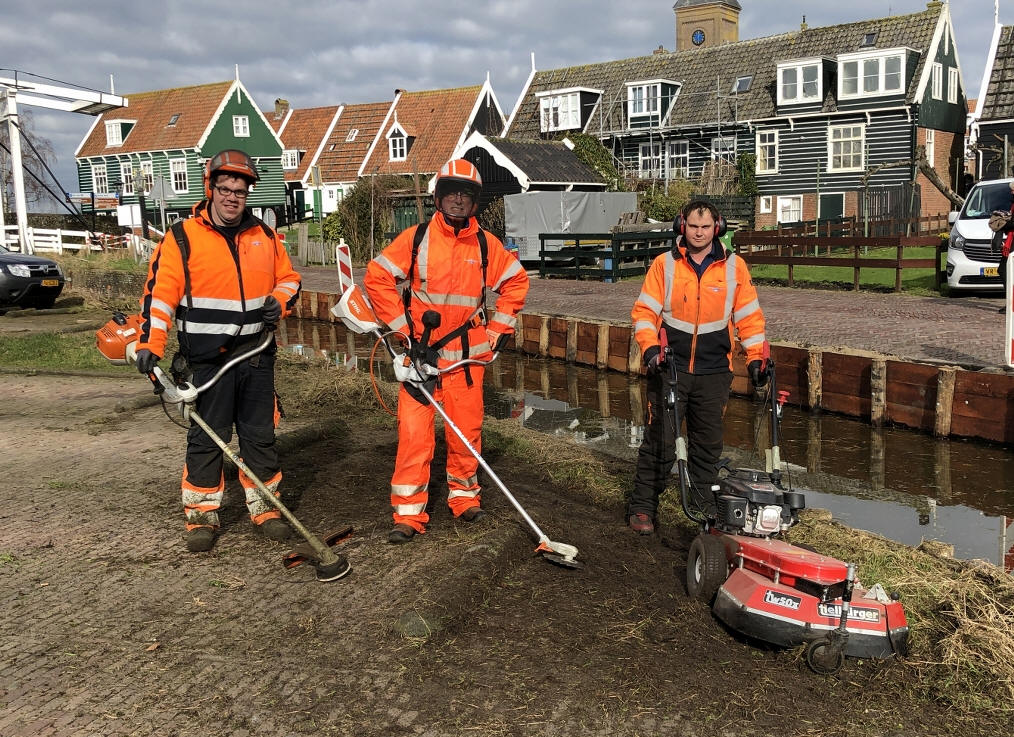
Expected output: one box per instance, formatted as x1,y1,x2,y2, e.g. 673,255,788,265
96,312,353,582
332,285,582,569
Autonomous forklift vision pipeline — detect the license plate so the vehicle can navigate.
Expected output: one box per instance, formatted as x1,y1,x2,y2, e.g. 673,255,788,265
981,267,999,277
41,279,59,287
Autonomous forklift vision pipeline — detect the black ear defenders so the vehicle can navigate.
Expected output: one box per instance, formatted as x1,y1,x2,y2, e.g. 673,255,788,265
673,211,727,238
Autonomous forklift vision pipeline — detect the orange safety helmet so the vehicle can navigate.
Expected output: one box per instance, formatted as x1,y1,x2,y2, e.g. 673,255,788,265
434,158,482,221
204,149,259,198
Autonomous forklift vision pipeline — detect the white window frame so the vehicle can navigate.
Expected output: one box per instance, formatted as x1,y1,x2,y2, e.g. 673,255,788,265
536,87,599,133
105,121,122,146
282,149,300,170
827,123,865,173
232,115,250,137
139,160,154,193
345,128,359,143
931,63,943,100
92,163,108,193
759,196,773,214
711,136,736,163
755,129,779,174
667,140,689,178
627,83,660,117
776,59,821,105
170,158,188,193
838,49,906,99
777,195,802,224
925,129,935,168
947,67,959,104
732,76,752,94
638,142,663,179
389,134,406,161
120,161,134,194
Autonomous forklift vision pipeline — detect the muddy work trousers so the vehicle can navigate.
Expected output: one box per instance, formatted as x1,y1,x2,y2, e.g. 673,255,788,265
180,353,282,531
390,366,485,533
629,369,733,519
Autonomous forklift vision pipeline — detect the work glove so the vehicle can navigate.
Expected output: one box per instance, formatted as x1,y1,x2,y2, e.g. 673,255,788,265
136,348,160,375
262,295,282,329
486,329,510,352
642,345,663,374
748,360,769,388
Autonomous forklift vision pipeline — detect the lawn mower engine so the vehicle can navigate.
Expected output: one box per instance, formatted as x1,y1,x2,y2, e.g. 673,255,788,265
688,464,909,674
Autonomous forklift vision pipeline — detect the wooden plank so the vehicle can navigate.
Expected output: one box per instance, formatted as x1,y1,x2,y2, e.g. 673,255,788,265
934,367,956,437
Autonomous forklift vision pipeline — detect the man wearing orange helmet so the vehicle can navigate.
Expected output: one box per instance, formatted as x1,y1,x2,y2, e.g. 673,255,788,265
365,158,529,543
135,149,301,552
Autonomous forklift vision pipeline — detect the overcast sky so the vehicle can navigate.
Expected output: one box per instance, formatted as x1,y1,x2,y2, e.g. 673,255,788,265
0,0,1001,206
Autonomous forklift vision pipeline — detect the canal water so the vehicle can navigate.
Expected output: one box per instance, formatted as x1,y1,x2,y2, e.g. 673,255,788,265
279,319,1014,572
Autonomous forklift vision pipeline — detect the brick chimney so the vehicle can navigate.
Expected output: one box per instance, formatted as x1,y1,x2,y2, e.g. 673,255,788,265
273,98,290,120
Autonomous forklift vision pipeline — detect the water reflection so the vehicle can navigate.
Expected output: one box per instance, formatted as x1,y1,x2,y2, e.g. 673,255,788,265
278,318,1014,572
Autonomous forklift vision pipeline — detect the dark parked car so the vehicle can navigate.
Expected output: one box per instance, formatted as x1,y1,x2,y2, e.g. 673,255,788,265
0,243,65,309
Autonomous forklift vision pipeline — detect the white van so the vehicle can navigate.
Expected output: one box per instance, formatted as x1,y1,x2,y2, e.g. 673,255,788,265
946,178,1010,292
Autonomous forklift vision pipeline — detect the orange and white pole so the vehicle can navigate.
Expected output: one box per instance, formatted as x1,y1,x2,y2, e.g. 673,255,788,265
1006,257,1013,368
335,238,353,295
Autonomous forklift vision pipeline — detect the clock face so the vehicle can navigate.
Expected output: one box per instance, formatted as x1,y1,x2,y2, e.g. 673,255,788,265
692,29,706,46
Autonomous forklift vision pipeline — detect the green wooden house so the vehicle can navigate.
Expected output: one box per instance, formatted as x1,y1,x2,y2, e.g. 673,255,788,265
74,78,285,229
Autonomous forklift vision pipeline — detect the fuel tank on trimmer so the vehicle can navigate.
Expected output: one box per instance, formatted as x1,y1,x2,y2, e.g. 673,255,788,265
711,535,910,659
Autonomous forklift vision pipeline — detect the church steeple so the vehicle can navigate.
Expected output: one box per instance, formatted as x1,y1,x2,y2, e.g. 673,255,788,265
673,0,741,51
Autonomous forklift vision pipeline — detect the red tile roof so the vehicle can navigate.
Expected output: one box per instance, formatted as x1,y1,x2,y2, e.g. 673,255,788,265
362,86,482,176
76,80,234,158
277,106,341,182
316,101,390,184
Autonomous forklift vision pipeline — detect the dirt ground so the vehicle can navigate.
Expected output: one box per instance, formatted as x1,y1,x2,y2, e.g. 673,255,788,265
0,307,998,737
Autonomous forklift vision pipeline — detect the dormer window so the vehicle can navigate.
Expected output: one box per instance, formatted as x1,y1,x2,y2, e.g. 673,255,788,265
282,149,300,170
838,49,905,99
777,59,822,105
536,87,600,133
387,121,409,161
627,80,678,118
104,119,135,146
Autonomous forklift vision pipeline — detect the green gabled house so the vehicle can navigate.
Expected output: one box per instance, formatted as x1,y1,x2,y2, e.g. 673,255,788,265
74,78,286,228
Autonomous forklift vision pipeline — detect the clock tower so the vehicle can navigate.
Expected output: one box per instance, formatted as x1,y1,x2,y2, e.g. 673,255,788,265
674,0,741,52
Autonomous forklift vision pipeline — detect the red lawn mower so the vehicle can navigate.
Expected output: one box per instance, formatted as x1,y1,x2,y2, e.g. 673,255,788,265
663,337,909,674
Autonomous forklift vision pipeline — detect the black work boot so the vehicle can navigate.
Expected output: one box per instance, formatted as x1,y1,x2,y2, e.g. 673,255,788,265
186,527,216,553
259,518,291,542
388,523,417,544
628,513,655,535
459,506,486,523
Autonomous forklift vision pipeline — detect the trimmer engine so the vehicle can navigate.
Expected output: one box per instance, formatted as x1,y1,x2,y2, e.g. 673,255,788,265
95,312,144,365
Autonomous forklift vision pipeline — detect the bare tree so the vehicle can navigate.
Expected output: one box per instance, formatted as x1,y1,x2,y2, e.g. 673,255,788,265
0,107,58,215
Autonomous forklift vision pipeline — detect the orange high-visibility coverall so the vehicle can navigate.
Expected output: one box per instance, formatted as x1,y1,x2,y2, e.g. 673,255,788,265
364,212,529,532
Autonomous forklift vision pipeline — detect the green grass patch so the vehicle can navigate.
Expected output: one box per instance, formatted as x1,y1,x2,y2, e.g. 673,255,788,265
746,245,944,296
0,331,134,372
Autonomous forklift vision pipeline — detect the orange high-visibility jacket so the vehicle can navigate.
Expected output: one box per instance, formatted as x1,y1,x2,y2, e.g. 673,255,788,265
138,202,301,362
632,240,766,374
364,212,529,365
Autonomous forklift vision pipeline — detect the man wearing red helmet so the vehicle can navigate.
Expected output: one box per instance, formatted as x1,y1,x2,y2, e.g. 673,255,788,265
135,149,301,552
365,158,529,543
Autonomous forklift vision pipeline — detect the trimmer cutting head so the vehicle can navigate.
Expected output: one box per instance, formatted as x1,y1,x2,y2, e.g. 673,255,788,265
536,540,583,569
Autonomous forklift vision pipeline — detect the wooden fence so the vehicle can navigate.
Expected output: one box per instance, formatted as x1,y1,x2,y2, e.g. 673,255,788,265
733,231,946,291
537,230,675,281
771,213,949,238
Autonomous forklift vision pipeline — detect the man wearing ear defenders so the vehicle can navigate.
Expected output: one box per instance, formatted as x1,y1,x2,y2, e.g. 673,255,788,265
627,200,767,535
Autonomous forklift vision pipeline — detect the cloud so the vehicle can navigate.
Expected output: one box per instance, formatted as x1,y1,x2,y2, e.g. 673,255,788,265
2,0,998,208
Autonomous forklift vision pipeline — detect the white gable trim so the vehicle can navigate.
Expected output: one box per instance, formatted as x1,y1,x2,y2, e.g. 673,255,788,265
359,92,401,177
301,107,344,187
503,53,538,137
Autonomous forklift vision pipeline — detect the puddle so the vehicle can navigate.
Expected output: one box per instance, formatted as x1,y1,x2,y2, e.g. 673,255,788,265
279,318,1014,572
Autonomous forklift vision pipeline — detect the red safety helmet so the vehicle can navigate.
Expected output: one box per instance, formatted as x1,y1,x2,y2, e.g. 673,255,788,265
204,149,259,198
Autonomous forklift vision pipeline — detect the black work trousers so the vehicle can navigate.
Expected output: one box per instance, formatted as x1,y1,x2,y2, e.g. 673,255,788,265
185,353,279,487
628,369,732,518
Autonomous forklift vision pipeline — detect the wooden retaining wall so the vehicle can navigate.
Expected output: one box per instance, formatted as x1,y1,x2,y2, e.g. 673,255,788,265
292,290,1014,445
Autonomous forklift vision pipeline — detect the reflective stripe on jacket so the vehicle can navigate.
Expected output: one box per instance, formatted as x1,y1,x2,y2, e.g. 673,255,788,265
364,212,529,365
631,239,766,374
137,202,301,362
